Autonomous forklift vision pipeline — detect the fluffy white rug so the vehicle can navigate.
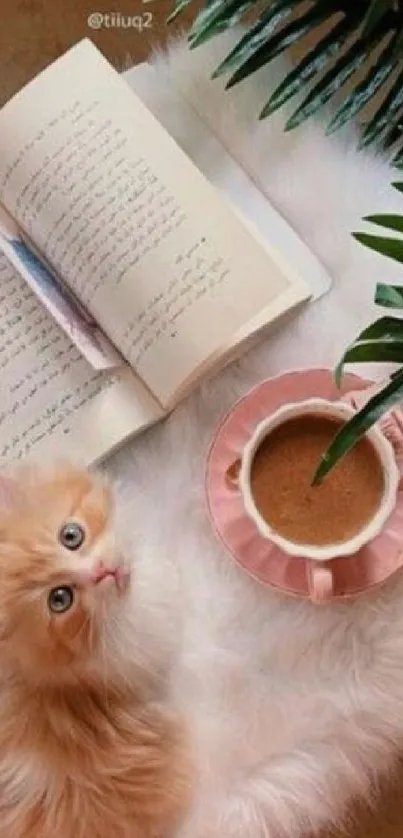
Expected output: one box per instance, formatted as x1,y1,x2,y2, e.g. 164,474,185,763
107,30,403,838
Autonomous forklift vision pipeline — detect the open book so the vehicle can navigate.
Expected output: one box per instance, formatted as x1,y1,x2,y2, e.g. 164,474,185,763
0,39,329,467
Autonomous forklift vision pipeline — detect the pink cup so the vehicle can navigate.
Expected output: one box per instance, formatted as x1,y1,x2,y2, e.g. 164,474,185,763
238,398,400,603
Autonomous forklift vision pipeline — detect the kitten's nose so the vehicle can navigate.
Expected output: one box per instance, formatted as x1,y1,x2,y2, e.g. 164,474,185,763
92,563,117,585
91,561,129,592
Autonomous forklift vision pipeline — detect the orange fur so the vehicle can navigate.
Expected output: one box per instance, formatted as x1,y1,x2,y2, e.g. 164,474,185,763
0,464,191,838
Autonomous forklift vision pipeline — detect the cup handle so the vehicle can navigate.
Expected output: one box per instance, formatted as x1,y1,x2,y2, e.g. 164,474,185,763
307,561,334,604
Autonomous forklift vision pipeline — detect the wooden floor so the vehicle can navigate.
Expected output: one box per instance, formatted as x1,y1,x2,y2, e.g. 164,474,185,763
2,1,403,836
0,0,199,106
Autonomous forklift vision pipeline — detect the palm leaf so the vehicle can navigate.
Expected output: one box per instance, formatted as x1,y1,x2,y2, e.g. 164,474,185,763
312,369,403,485
375,282,403,307
167,0,196,22
364,213,403,233
225,0,339,89
188,0,258,47
163,0,403,154
326,32,398,134
340,340,403,365
359,67,403,148
353,232,403,264
261,14,361,119
361,0,396,38
381,120,403,150
285,22,391,132
212,0,303,78
350,315,403,341
335,314,403,382
392,141,403,166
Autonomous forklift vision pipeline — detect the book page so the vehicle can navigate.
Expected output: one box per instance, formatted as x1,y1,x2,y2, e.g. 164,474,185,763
127,61,331,302
0,202,122,371
0,255,162,467
0,40,309,407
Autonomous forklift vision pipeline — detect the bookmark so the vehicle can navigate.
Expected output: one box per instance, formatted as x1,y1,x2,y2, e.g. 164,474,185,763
0,204,122,371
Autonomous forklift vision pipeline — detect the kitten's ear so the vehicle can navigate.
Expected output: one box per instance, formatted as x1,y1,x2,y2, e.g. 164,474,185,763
0,473,22,512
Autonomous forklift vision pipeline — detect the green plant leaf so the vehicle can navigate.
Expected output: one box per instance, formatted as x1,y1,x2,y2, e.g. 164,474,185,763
312,370,403,485
353,231,403,264
326,32,398,134
188,0,258,46
342,340,403,365
361,0,394,38
335,315,403,384
364,212,403,233
226,0,337,89
353,315,403,341
167,0,403,150
392,141,403,166
381,120,403,150
286,22,390,132
167,0,195,22
360,68,403,148
375,282,403,308
211,0,301,77
393,181,403,194
260,14,360,119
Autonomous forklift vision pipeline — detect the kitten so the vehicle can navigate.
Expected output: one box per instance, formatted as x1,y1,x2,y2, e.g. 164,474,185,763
3,462,403,838
0,464,191,838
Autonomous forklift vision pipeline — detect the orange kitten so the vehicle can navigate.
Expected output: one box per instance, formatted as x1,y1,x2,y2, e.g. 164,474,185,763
0,464,191,838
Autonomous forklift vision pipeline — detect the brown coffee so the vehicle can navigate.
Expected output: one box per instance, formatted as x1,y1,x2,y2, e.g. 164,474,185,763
250,414,384,547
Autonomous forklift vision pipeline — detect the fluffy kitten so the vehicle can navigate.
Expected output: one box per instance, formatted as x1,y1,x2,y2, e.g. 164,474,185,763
3,462,403,838
0,464,191,838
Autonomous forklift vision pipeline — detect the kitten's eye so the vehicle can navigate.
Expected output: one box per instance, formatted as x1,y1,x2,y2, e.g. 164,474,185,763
48,586,74,614
59,522,85,551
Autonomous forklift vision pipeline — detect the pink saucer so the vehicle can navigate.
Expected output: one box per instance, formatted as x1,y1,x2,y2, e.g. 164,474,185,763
206,369,403,601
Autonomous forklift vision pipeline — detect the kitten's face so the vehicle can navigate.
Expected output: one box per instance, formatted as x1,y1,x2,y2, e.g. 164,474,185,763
0,465,130,683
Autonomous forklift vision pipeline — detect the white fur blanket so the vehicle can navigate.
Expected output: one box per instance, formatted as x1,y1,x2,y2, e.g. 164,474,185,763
113,28,403,473
106,31,403,838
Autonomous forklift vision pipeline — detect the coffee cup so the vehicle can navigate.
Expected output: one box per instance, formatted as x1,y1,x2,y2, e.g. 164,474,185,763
236,398,400,603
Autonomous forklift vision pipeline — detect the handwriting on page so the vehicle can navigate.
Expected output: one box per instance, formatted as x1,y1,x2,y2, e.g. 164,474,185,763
0,100,231,371
121,239,229,364
1,101,187,302
0,257,108,463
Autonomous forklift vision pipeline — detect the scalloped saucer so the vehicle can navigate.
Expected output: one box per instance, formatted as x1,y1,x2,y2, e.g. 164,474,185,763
205,369,403,601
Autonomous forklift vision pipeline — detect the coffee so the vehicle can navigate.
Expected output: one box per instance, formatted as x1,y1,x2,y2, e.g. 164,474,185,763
250,414,384,547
